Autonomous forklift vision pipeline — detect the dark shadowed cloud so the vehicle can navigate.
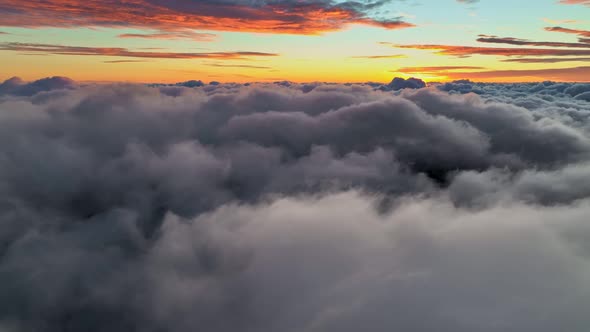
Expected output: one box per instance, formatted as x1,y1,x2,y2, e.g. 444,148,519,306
476,35,590,48
545,26,590,39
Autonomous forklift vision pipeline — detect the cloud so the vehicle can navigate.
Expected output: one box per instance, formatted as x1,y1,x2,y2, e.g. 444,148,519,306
0,76,76,96
203,63,273,69
0,77,590,331
117,31,217,42
0,42,279,60
383,43,590,57
501,57,590,63
381,27,590,67
542,18,580,24
396,66,487,73
382,77,426,90
103,60,151,64
351,54,407,59
0,0,414,34
476,35,590,48
545,26,590,38
558,0,590,6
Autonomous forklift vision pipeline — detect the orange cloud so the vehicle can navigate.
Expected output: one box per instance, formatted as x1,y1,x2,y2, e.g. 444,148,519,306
545,26,590,38
0,42,279,60
396,66,486,73
0,0,414,34
558,0,590,6
118,31,217,42
350,54,407,59
103,60,150,63
502,57,590,63
383,43,590,57
203,63,273,69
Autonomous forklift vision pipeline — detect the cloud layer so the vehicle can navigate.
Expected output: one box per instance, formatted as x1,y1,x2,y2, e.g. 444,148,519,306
0,77,590,331
0,43,279,60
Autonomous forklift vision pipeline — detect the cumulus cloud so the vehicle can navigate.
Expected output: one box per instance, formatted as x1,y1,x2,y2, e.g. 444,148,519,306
0,77,590,331
0,76,76,96
383,77,426,90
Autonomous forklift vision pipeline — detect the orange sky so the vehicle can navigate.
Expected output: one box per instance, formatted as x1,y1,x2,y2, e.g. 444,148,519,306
0,0,589,83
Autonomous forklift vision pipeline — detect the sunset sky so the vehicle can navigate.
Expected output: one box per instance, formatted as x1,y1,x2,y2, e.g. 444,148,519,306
0,0,589,83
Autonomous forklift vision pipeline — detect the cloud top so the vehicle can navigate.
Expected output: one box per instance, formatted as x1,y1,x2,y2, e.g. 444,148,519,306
0,77,589,331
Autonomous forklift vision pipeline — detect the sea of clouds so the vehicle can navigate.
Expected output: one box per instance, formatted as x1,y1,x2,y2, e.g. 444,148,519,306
1,76,590,332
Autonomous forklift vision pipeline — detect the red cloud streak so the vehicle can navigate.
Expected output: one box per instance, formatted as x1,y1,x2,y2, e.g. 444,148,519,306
0,0,414,34
558,0,590,6
545,26,590,38
384,43,590,57
0,42,279,60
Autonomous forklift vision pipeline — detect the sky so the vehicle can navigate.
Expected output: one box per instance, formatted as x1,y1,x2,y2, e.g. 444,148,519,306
0,0,589,83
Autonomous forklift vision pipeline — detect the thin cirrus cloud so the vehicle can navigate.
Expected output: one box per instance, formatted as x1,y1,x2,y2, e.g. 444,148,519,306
351,54,408,59
203,63,273,69
476,35,590,48
0,42,279,60
0,0,415,34
502,57,590,63
558,0,590,6
117,31,217,42
103,60,151,63
545,26,590,38
395,66,486,73
542,18,580,24
382,43,590,57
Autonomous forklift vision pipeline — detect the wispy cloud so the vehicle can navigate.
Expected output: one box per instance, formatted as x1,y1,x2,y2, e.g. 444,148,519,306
502,57,590,63
350,54,407,59
0,0,415,34
545,26,590,38
396,66,486,73
382,43,590,57
117,31,217,42
542,18,581,24
0,42,279,60
103,60,151,63
476,35,590,48
558,0,590,6
203,63,273,69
